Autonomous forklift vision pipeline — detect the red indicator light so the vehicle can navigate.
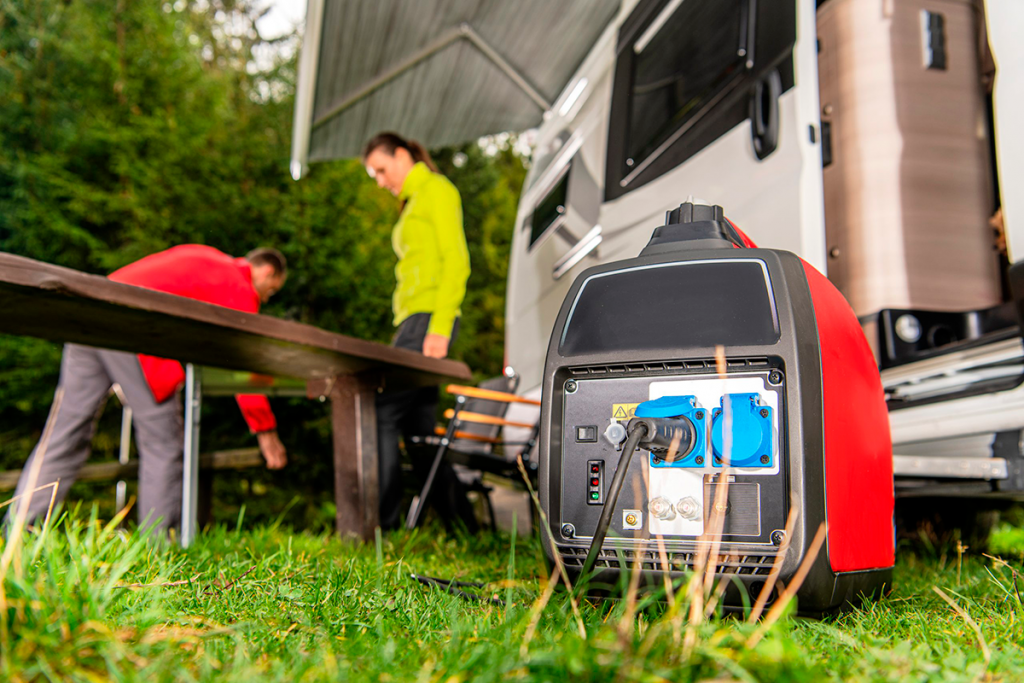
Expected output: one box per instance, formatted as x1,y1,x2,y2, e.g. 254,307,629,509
591,465,600,473
591,478,600,486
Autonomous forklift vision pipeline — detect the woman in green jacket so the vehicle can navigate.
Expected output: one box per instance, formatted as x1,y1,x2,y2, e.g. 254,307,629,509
362,132,477,532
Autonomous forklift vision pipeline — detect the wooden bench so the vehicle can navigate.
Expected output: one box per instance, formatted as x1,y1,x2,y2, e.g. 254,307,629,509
0,447,264,492
0,252,472,544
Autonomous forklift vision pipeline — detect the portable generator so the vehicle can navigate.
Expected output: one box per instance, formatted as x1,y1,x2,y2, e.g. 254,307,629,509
537,202,894,614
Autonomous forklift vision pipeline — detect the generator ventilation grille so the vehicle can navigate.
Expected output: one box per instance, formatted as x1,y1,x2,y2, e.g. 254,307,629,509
568,357,771,377
557,544,778,576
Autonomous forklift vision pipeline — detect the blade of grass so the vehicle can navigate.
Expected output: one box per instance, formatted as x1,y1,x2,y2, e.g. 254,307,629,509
505,511,517,620
747,522,827,648
2,387,65,577
521,564,560,657
933,586,991,666
517,455,587,639
748,505,799,623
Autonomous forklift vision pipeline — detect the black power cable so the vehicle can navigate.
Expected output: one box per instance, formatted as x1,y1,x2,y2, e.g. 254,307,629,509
579,415,696,583
411,573,505,606
580,421,648,580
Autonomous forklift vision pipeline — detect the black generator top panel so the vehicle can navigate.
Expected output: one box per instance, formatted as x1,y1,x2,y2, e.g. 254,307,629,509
559,260,781,356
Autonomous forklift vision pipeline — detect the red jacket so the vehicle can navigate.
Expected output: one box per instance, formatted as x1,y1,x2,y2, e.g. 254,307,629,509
108,245,276,433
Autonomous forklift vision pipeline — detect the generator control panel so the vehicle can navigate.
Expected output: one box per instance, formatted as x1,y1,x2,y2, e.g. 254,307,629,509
559,369,787,546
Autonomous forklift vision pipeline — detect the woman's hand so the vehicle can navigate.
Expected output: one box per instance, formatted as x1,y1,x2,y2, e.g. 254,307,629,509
422,333,450,359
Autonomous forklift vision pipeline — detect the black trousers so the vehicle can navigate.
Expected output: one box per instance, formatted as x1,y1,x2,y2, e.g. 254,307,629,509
376,313,478,532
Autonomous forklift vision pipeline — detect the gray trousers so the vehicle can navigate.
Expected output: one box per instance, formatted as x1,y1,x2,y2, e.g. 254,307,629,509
11,344,184,530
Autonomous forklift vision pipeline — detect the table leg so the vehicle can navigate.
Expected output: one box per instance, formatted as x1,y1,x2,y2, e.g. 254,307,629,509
181,364,202,547
323,374,380,541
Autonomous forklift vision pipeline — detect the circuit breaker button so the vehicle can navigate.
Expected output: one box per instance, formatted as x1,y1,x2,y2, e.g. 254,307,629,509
576,425,598,442
603,422,627,446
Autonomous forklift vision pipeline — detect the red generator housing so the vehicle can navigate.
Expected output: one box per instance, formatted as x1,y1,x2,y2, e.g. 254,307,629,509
537,202,894,613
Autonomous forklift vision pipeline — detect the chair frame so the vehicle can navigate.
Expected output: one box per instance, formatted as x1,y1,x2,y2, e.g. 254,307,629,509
405,384,541,530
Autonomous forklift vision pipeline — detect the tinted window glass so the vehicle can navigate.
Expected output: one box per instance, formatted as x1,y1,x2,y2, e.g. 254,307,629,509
528,167,570,249
560,261,779,356
626,0,749,168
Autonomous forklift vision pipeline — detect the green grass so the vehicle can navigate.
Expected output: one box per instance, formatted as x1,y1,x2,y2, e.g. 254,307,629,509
3,508,1024,682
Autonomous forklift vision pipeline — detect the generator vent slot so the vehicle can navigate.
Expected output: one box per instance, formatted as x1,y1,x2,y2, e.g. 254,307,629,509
557,545,777,575
568,357,772,377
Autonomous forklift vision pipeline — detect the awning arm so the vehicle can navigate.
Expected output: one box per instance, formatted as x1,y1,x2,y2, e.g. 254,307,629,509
460,23,551,112
290,0,325,180
309,22,552,135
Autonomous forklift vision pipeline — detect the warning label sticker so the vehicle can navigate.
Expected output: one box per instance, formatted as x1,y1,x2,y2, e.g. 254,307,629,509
612,403,640,422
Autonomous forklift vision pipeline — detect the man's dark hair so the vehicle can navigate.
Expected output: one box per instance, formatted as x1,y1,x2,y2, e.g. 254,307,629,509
245,248,287,277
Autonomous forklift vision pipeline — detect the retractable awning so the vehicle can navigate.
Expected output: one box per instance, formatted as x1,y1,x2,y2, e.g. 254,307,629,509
290,0,621,178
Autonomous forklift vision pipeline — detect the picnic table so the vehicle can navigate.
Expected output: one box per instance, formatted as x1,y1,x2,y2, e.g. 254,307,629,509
0,252,472,544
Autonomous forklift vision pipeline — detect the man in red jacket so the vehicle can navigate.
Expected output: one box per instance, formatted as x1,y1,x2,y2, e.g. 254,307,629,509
11,245,289,532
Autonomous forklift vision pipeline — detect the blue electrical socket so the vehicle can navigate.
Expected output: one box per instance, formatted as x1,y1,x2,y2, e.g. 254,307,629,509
710,393,773,468
634,395,707,468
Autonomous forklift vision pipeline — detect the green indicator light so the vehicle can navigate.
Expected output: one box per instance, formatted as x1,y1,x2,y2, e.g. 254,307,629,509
590,492,599,500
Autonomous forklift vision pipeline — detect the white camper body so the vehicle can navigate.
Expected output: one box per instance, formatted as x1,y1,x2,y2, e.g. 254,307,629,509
505,0,1024,499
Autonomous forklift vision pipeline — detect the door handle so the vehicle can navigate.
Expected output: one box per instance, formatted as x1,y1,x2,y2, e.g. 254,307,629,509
750,69,782,160
553,225,602,280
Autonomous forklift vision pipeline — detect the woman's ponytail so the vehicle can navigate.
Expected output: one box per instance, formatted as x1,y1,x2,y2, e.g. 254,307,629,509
362,132,438,173
404,138,439,173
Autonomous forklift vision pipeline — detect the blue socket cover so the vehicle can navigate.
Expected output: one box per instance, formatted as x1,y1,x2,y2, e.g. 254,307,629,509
634,395,707,468
710,394,773,468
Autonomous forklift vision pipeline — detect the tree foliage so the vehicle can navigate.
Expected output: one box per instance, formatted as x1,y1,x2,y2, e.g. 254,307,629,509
0,0,527,527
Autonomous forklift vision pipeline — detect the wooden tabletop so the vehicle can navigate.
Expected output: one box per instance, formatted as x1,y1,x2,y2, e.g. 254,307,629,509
0,252,472,387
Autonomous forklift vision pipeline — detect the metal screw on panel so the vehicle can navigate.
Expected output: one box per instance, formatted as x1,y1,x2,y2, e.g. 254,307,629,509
760,408,769,418
695,456,705,465
760,454,770,464
771,530,785,546
652,455,662,464
561,524,575,538
695,411,704,420
768,370,783,385
565,380,577,393
714,456,722,464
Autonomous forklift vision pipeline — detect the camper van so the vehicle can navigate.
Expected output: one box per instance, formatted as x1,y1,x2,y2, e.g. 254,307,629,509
504,0,1024,531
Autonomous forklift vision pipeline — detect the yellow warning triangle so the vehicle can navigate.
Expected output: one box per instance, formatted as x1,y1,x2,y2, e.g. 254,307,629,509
613,406,628,419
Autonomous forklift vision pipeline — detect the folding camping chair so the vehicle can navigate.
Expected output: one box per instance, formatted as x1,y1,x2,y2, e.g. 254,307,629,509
405,376,541,530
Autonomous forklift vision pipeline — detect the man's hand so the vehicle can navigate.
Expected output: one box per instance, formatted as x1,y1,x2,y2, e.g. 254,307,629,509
422,333,450,359
256,430,287,470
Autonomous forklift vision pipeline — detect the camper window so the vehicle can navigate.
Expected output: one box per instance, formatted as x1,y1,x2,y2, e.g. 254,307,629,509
528,164,571,250
604,0,796,200
625,0,750,173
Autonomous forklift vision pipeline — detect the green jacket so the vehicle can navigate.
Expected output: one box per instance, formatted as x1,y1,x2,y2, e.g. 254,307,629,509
392,162,471,338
